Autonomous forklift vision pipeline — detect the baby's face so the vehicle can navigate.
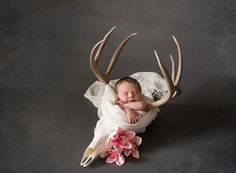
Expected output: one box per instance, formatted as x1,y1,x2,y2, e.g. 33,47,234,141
116,82,142,103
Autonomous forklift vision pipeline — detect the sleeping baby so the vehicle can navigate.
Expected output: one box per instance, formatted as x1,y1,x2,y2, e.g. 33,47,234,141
115,77,147,124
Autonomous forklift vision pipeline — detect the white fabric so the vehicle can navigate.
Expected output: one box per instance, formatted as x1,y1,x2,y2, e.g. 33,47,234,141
84,72,168,156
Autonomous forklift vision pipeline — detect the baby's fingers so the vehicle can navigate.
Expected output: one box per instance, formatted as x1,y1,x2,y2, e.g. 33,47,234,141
128,117,132,124
129,117,134,124
135,116,140,123
131,117,137,124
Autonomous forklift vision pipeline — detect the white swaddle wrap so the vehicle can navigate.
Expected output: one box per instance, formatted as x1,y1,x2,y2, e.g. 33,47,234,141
84,72,168,156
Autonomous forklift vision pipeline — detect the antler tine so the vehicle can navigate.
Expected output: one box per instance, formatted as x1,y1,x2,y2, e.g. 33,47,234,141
90,26,117,84
147,50,175,110
90,40,107,83
172,35,183,86
105,32,138,77
170,54,176,82
94,26,116,62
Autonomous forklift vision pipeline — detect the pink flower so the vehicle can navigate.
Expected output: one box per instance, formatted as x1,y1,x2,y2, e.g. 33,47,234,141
112,127,136,150
101,148,125,166
101,127,142,166
124,136,142,158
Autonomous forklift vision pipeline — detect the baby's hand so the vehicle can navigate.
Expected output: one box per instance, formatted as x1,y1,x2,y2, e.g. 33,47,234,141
126,108,140,124
116,100,125,110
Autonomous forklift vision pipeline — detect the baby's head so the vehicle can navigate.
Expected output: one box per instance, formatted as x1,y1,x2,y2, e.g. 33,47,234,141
115,77,142,103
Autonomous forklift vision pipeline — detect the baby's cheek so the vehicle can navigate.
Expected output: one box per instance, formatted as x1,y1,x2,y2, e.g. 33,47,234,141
136,95,142,101
122,97,128,103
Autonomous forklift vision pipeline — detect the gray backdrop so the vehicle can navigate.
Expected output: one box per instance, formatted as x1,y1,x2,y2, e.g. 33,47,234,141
0,0,235,173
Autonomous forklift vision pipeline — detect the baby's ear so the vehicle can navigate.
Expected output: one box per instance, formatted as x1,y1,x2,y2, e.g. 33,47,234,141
111,87,118,98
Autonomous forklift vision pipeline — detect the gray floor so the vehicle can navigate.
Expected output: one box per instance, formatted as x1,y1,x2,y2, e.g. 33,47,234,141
0,1,236,173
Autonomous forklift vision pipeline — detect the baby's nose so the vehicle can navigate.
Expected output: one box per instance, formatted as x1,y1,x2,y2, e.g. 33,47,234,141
128,92,133,97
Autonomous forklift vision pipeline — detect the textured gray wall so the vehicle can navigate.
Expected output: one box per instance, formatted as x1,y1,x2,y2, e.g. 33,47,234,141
0,0,235,173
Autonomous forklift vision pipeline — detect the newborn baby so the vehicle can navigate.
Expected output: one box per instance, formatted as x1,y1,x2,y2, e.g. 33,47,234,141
115,77,147,124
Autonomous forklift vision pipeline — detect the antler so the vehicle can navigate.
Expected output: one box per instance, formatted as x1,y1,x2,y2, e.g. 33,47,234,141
90,26,138,84
146,35,183,111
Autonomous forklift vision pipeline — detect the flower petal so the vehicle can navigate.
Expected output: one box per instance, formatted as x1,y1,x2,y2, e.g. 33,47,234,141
112,127,123,140
106,153,117,163
113,145,123,152
101,148,114,158
116,153,125,166
121,141,132,149
132,150,140,159
134,136,142,146
124,131,136,140
112,141,120,148
116,127,123,134
124,149,132,157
